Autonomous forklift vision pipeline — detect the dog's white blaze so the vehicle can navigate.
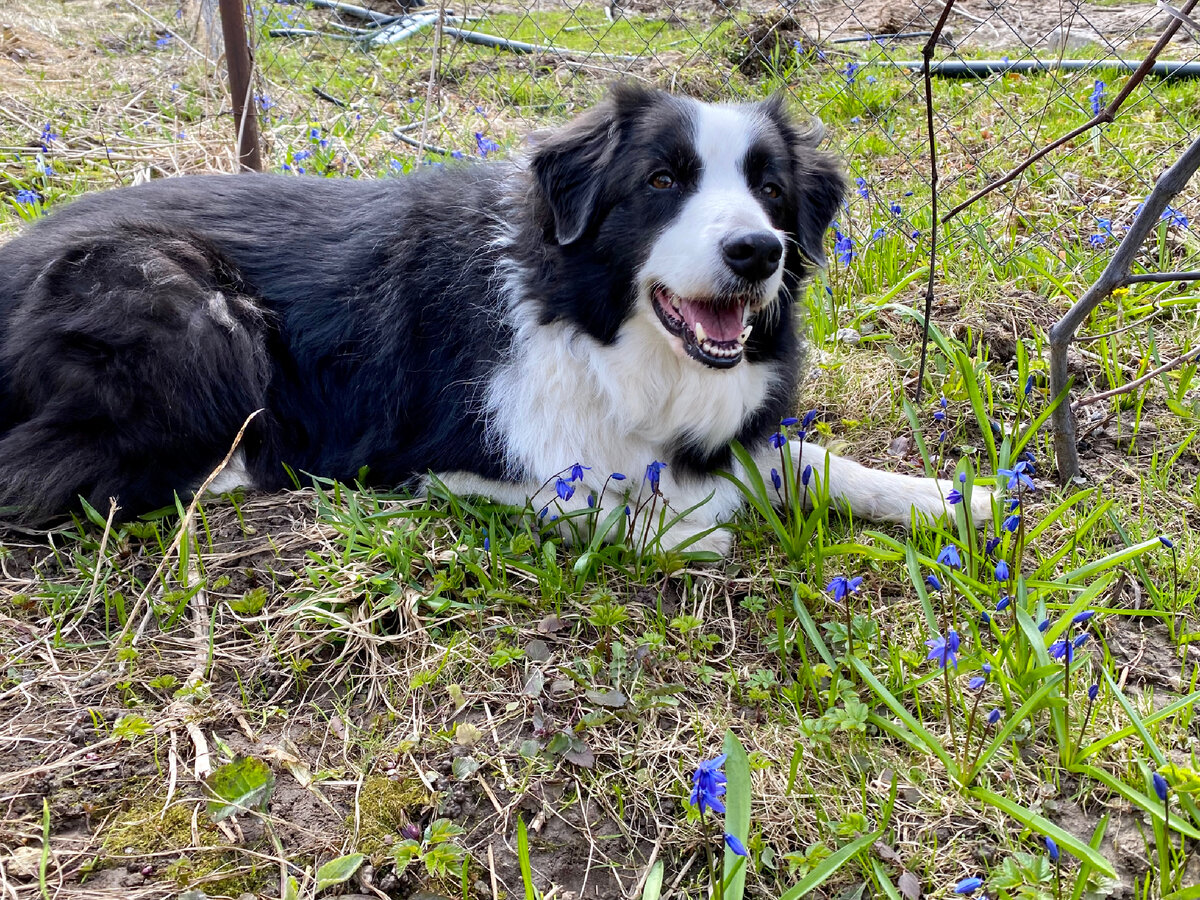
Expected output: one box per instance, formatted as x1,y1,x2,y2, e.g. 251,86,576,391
638,102,786,305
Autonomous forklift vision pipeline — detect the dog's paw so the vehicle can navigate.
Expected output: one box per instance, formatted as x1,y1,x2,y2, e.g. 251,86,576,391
666,521,733,558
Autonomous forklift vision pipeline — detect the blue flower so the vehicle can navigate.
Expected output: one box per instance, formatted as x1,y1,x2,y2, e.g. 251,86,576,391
1073,632,1090,649
843,61,861,83
587,494,595,508
999,462,1036,491
985,536,1001,558
1072,610,1095,625
690,754,728,815
1003,513,1020,533
1049,639,1075,663
555,478,575,502
645,460,666,492
926,573,943,592
1088,683,1099,701
155,34,173,48
987,708,1001,725
995,560,1010,581
933,409,946,422
14,189,39,205
979,612,991,626
610,472,627,481
483,536,490,551
569,463,590,482
866,75,877,84
781,417,799,427
855,177,868,198
1038,619,1051,632
889,202,902,215
771,468,782,491
996,595,1011,612
969,675,986,691
937,544,962,569
39,122,57,150
1153,772,1169,802
769,432,787,449
1045,836,1059,862
1088,233,1106,247
871,227,886,241
926,630,961,669
947,489,963,505
801,465,813,486
1160,536,1174,549
475,132,500,158
940,396,948,409
1161,206,1188,229
802,410,819,429
1089,79,1106,116
982,663,992,676
954,876,984,894
827,575,864,602
724,833,749,857
1024,374,1035,396
834,230,854,265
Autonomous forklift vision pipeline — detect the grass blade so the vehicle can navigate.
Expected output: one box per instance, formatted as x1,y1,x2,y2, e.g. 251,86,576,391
778,830,880,900
971,787,1116,878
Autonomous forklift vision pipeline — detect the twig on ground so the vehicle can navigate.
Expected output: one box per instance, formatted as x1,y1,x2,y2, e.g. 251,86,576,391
914,0,957,403
1049,134,1200,480
942,0,1200,223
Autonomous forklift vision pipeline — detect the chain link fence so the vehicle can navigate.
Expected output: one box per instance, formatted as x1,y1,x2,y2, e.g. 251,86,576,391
238,0,1198,263
3,0,1198,422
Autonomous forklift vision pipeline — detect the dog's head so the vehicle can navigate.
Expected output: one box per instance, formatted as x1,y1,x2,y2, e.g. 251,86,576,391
528,85,844,370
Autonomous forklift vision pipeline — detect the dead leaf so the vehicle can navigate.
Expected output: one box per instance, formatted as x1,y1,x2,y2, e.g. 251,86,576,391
899,870,922,900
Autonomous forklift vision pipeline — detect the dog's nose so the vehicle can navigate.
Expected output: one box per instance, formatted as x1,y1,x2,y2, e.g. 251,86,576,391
721,230,784,282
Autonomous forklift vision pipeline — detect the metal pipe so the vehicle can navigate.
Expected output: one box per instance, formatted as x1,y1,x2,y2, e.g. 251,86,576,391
884,59,1200,78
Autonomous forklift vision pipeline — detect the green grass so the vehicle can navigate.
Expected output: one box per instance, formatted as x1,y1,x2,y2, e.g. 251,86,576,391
2,1,1200,898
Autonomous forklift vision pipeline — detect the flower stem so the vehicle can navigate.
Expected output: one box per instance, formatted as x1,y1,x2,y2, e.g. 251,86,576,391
942,662,958,763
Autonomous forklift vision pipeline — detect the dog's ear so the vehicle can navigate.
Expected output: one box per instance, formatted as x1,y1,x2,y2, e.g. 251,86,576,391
760,96,846,269
528,104,620,246
789,123,845,269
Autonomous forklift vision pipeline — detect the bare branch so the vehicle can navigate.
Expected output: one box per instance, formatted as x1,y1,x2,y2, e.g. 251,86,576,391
941,0,1199,224
1074,345,1200,409
1049,134,1200,481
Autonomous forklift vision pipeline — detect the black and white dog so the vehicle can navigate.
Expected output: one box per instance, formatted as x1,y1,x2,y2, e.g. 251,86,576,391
0,86,980,553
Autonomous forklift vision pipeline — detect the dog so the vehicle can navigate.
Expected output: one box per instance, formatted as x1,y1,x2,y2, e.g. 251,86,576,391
0,85,983,553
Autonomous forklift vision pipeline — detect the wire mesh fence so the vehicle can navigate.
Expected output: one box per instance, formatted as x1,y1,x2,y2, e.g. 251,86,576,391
3,0,1198,433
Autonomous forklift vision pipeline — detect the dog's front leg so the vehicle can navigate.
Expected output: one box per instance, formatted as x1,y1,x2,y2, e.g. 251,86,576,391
751,440,991,527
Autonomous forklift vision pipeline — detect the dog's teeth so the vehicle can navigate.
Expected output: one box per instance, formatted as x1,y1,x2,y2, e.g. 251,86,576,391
738,325,752,344
693,322,707,343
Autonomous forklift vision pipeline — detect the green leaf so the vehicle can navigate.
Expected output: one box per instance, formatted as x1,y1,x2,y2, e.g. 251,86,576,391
956,348,998,472
283,875,299,900
640,860,664,900
517,816,538,900
1071,764,1200,839
850,657,958,780
205,756,275,822
970,787,1116,878
316,853,365,893
722,730,753,900
778,830,880,900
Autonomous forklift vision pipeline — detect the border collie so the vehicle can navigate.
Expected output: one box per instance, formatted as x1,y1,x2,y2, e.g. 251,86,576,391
0,86,982,553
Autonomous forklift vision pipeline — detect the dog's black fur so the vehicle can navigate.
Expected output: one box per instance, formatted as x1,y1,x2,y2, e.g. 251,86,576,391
0,86,843,522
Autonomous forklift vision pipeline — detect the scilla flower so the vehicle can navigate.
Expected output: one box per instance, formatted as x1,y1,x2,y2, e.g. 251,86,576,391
690,754,728,815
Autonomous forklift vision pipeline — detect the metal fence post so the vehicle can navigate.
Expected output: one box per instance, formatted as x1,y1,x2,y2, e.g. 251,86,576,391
218,0,263,172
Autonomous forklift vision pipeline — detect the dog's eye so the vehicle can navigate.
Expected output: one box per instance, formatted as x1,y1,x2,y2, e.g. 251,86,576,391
649,171,676,190
761,182,782,200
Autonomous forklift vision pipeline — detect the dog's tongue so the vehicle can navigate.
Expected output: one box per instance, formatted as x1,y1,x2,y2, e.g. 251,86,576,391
678,299,744,342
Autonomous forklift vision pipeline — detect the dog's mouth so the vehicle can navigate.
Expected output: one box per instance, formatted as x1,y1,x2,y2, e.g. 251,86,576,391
651,285,754,369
